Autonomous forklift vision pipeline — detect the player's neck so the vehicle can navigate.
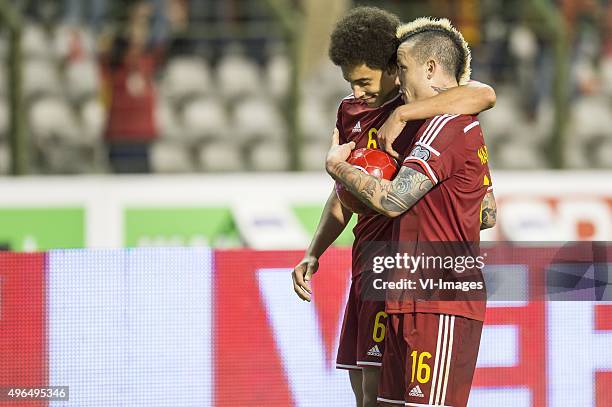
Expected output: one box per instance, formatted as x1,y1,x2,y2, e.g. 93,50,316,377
427,78,459,97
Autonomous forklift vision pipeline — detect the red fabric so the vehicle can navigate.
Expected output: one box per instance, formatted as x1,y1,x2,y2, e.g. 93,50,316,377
336,272,387,369
398,114,492,242
378,313,483,407
101,51,158,142
389,115,492,321
335,94,424,277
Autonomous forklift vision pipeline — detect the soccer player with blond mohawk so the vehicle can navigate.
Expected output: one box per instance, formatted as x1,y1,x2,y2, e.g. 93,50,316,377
325,17,495,407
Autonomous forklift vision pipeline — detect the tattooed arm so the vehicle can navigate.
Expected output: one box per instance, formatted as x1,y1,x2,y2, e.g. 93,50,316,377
396,81,496,122
326,128,433,217
328,162,432,217
480,190,497,230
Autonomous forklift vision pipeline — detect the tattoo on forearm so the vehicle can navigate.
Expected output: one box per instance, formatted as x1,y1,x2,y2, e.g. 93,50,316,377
362,177,378,199
431,86,449,94
330,162,433,216
381,169,433,213
331,162,385,209
394,177,410,194
480,191,497,230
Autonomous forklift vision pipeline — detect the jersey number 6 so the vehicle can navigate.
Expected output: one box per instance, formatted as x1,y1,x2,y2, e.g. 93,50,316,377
372,311,387,342
367,128,378,149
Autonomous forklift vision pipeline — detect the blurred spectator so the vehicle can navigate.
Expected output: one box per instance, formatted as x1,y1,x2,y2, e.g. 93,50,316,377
62,0,108,32
162,0,196,59
6,0,611,173
100,1,160,173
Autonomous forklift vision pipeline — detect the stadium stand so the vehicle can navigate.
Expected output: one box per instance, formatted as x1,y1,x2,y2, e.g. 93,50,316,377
0,1,610,174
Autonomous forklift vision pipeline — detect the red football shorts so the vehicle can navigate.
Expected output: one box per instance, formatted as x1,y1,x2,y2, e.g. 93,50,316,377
378,313,483,407
336,272,388,370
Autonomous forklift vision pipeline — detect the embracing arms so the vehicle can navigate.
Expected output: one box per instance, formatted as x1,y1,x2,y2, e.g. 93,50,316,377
380,81,496,158
327,159,432,218
326,129,498,228
325,129,432,218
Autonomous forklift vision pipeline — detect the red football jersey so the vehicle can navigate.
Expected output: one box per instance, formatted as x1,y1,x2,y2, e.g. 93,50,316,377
335,93,424,277
389,114,493,321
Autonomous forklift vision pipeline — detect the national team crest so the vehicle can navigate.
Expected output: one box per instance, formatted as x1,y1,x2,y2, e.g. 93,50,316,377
409,145,431,161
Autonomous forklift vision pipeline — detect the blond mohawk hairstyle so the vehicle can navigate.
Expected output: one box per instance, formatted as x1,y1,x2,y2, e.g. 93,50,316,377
396,17,471,85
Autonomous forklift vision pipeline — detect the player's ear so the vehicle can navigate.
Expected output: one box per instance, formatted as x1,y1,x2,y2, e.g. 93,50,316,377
426,59,436,80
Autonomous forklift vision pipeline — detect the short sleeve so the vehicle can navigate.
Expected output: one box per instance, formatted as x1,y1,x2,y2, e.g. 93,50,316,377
402,114,467,184
464,119,494,193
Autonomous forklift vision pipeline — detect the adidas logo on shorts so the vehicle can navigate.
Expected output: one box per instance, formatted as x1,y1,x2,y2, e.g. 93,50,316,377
366,345,382,357
408,385,425,398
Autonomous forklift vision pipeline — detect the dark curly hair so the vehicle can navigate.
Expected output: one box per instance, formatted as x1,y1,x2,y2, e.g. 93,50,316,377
329,6,400,70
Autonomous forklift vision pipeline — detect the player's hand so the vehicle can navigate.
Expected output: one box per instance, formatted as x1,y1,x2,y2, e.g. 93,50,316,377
292,255,319,302
326,128,355,169
378,109,407,159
